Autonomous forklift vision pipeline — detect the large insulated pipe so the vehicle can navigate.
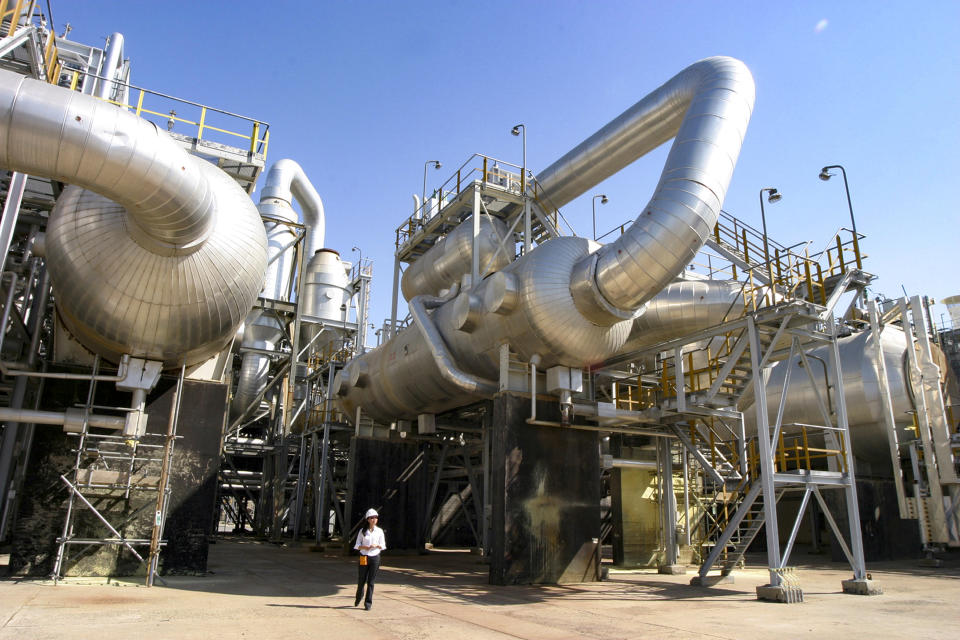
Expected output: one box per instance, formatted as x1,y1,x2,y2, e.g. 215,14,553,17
0,70,268,366
401,217,510,300
336,57,754,423
539,56,755,324
95,33,124,100
619,277,745,354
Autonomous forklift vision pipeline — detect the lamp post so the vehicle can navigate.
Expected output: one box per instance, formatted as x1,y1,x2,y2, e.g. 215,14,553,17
351,246,362,275
422,160,441,215
511,123,526,191
819,164,856,237
592,194,608,240
759,187,782,279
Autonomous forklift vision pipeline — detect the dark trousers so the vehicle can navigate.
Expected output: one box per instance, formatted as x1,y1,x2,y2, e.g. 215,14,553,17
355,554,381,605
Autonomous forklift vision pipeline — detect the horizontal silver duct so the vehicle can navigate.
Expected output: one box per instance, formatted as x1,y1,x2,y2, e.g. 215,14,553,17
337,57,755,423
620,276,745,354
0,69,268,367
401,217,509,300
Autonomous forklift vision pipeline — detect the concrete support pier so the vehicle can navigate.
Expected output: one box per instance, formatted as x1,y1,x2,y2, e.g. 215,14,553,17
489,393,600,585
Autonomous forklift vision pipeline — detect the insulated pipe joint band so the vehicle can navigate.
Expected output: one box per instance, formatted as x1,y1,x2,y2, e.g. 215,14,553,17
569,252,641,326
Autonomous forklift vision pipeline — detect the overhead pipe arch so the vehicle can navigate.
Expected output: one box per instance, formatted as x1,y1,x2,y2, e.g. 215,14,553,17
336,57,756,423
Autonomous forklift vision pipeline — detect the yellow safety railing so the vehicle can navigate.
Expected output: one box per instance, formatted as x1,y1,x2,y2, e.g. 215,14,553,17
0,0,32,37
61,69,269,158
610,376,658,411
0,0,63,85
394,152,573,249
710,206,869,313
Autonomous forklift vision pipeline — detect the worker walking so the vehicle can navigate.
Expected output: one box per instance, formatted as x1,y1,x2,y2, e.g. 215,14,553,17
354,508,386,610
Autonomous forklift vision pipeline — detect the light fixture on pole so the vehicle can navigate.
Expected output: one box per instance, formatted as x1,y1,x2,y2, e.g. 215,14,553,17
351,245,362,274
511,123,526,191
422,160,442,216
759,187,782,279
592,194,608,240
819,164,857,237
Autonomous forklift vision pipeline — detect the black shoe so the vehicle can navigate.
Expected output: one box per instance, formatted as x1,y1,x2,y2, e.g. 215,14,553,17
364,603,371,611
354,598,361,607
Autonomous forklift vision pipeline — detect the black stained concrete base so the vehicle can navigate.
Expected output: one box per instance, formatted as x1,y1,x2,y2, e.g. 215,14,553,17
822,477,921,562
489,393,600,585
346,437,428,552
9,377,226,577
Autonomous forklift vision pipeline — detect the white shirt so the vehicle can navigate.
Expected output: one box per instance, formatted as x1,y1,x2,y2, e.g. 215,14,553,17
354,525,386,557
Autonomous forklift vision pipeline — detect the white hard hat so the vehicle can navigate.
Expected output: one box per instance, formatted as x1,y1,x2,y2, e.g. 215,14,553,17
365,508,379,519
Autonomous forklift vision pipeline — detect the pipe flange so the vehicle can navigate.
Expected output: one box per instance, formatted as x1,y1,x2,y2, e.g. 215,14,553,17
569,253,640,326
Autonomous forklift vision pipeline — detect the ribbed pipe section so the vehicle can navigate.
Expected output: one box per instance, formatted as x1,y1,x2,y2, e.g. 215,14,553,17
0,69,267,366
0,69,217,250
401,217,509,300
535,57,754,322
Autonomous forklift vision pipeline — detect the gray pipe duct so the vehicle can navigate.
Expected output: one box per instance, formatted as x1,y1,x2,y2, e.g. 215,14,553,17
337,57,755,423
0,69,268,367
0,407,125,430
545,56,755,324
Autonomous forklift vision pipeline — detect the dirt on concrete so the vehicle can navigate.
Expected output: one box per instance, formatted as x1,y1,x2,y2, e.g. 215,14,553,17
1,538,957,639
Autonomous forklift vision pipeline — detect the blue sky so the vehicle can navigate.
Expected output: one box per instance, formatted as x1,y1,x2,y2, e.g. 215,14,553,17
64,1,960,335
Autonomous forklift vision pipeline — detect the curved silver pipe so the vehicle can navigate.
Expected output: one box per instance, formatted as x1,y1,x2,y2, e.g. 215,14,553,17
95,32,124,100
337,58,755,424
0,69,218,250
0,70,268,366
401,216,509,300
412,194,421,219
536,57,755,322
409,295,498,396
259,159,325,257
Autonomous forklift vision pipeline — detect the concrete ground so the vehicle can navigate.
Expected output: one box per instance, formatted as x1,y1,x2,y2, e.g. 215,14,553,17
1,539,957,640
